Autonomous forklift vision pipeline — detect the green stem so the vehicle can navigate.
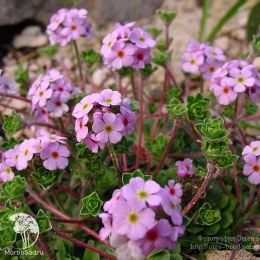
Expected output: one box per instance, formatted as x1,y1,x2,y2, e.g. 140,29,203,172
108,144,123,187
130,68,138,100
51,186,66,213
198,0,211,42
73,40,83,81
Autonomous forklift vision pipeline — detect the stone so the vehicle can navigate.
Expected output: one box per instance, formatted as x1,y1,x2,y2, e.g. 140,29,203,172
21,26,42,36
92,68,108,86
231,28,247,41
253,57,260,70
13,34,48,48
214,36,230,52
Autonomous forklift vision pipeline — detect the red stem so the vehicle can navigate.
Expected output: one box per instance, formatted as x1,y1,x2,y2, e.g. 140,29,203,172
50,228,116,260
152,118,180,180
182,161,215,215
168,152,203,158
0,92,31,103
229,226,243,260
216,177,229,195
38,234,55,260
54,182,80,198
50,217,100,224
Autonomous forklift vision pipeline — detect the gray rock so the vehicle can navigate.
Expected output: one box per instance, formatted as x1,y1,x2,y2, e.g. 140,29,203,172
214,36,230,52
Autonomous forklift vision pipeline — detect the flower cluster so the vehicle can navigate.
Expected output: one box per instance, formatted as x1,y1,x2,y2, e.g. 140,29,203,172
175,158,194,177
28,70,79,122
0,74,18,94
0,128,70,182
46,8,94,46
72,89,136,153
100,22,156,70
99,177,185,260
210,60,260,105
242,141,260,185
181,41,225,81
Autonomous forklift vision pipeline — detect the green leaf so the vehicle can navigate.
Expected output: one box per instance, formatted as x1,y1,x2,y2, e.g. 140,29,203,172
220,212,233,228
245,100,258,116
166,98,188,117
203,223,220,236
152,51,171,67
252,35,260,56
186,223,204,233
14,65,30,96
0,176,27,202
196,202,221,226
122,169,149,185
148,250,170,260
216,194,229,209
82,240,100,260
246,2,260,42
198,0,211,42
139,63,157,79
3,111,24,137
38,44,59,57
217,153,238,169
0,226,16,249
35,209,52,233
80,192,103,217
82,50,102,66
156,38,173,52
206,0,246,42
222,105,235,118
223,195,237,213
146,27,163,38
165,89,182,100
156,9,178,26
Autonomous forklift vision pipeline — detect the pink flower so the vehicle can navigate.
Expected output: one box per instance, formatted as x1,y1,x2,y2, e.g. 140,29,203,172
107,41,135,69
164,180,183,204
34,106,49,122
200,58,222,81
243,153,260,185
83,134,105,153
75,115,89,142
32,84,53,108
226,68,255,92
112,199,156,240
100,31,118,57
99,89,122,107
98,213,113,240
122,177,161,207
242,141,260,156
132,47,152,69
103,189,123,214
129,28,156,49
136,219,172,255
3,144,20,168
210,78,238,105
0,163,14,182
72,95,96,118
181,52,204,73
92,112,124,144
175,158,194,177
40,142,70,171
46,97,69,117
0,76,18,94
204,46,225,61
117,108,137,135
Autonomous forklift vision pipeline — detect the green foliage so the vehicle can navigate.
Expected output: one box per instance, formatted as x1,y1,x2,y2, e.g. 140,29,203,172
0,137,20,150
0,226,16,250
130,100,140,112
187,93,210,122
245,100,258,116
216,151,238,169
152,51,171,67
3,111,24,137
31,164,64,189
35,209,52,233
222,105,235,118
80,192,103,217
246,2,260,42
122,169,152,185
0,176,27,202
165,89,182,100
251,35,260,56
38,44,59,57
156,9,178,26
14,65,30,96
140,64,157,79
113,136,134,155
82,50,102,67
195,203,221,226
156,38,173,51
166,98,188,117
82,240,100,260
146,27,163,38
149,102,158,114
148,250,170,260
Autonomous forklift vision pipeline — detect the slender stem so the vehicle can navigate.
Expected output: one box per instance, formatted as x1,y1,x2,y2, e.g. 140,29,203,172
108,144,123,187
244,187,257,214
198,0,211,42
229,226,243,260
168,152,203,158
38,234,55,260
73,40,83,81
76,181,87,219
182,161,215,215
0,92,31,103
129,68,137,100
26,185,107,245
51,186,66,213
58,117,65,130
217,177,229,195
50,228,116,260
50,217,100,224
246,53,256,64
152,118,180,180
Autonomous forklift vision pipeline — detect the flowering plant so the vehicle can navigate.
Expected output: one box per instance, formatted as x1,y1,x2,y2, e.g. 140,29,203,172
0,2,260,260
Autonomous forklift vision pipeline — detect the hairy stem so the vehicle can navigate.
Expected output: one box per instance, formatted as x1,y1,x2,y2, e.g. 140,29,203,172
73,40,83,81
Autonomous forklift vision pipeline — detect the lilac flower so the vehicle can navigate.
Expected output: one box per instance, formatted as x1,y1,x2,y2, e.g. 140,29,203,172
117,108,136,135
62,17,86,41
47,10,66,31
168,225,185,250
92,112,124,144
0,163,14,182
181,52,204,73
28,75,43,96
0,76,18,94
107,41,135,69
243,153,260,185
36,128,67,145
100,31,118,57
34,106,49,122
122,177,161,207
159,189,183,225
44,70,62,83
129,28,156,49
112,199,156,240
99,89,122,107
46,96,69,117
242,141,260,156
114,21,135,41
40,142,70,170
83,134,105,153
75,115,89,142
136,219,172,255
210,79,238,105
16,139,38,170
103,189,123,214
200,58,222,81
132,47,151,69
175,158,194,177
164,180,183,204
98,213,113,240
248,85,260,103
3,144,20,168
204,46,225,61
32,84,53,108
187,41,207,52
226,68,255,92
72,95,96,118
